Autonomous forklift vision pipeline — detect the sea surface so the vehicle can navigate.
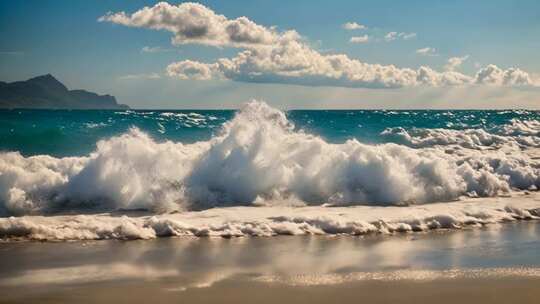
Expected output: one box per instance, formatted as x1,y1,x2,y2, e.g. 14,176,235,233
0,101,539,240
1,106,539,157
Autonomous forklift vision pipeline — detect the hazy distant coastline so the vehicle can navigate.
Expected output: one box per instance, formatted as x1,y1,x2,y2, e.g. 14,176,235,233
0,74,128,109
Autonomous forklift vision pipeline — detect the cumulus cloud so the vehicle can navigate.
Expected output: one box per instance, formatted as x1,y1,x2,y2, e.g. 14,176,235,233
350,35,369,43
102,2,539,89
166,45,477,88
444,55,469,71
99,2,285,48
475,65,533,86
416,47,438,56
166,60,218,80
385,32,416,42
343,22,366,30
416,66,472,86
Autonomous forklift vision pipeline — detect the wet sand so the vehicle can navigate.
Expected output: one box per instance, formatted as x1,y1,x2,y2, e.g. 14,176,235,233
1,276,540,304
1,222,540,303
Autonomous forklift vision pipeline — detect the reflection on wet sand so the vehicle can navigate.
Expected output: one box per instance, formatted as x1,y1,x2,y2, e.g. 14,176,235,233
0,222,539,303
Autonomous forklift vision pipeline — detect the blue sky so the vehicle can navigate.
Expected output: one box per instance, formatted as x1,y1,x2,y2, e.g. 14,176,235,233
1,0,539,108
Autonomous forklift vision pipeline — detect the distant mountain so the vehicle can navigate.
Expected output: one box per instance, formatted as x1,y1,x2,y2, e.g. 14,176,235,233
0,74,129,109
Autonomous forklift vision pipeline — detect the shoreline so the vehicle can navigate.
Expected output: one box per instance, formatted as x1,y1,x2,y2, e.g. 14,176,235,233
1,192,539,241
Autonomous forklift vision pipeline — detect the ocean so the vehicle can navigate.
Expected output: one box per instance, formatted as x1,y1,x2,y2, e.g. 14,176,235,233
1,105,539,157
0,101,539,240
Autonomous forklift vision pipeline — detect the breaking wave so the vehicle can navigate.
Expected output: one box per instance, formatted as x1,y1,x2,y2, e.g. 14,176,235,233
1,101,540,216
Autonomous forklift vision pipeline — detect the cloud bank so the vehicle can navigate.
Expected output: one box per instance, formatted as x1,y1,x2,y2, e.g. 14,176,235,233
100,2,539,89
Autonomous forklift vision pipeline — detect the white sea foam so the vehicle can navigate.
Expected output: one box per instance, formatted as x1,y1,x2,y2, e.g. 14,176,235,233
498,118,540,136
84,122,109,129
0,101,539,217
159,111,216,126
381,125,540,149
0,193,539,240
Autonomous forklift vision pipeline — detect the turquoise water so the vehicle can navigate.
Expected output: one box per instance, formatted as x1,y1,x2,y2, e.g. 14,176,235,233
1,109,538,157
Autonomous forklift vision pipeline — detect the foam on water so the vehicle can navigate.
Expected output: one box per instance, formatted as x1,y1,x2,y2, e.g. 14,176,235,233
1,193,539,240
381,118,540,149
380,126,540,149
1,101,540,218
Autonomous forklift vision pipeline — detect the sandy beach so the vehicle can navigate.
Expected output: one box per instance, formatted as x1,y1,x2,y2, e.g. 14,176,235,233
1,221,539,303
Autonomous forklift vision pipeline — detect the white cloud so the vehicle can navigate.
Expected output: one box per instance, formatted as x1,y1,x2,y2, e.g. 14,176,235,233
99,2,287,48
118,73,161,80
166,60,218,80
475,64,533,86
349,35,369,43
343,22,366,30
166,44,478,88
416,66,472,86
384,32,398,41
444,55,469,71
416,47,438,56
103,2,539,89
400,32,417,40
385,32,416,42
141,46,173,53
207,43,422,88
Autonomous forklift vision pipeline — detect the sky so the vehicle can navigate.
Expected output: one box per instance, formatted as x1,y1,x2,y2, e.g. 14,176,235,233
1,0,540,109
